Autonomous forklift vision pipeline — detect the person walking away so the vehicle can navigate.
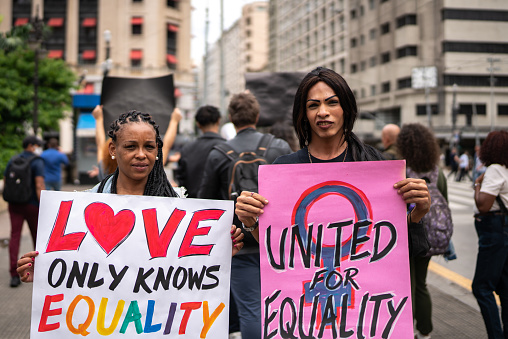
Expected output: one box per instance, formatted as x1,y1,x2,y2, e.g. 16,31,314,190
199,92,292,339
448,147,459,180
2,136,45,287
175,105,225,198
41,138,69,191
472,130,508,339
397,123,454,339
381,123,402,160
457,150,472,182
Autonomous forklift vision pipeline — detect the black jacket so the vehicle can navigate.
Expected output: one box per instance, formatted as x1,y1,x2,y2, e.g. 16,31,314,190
175,132,225,198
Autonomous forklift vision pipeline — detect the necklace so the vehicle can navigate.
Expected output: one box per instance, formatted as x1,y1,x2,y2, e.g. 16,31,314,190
307,144,348,163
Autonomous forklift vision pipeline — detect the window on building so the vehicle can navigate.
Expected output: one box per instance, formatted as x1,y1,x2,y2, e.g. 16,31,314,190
443,41,508,54
381,22,390,34
369,56,377,67
351,63,358,73
133,0,142,2
360,5,364,16
81,50,96,65
361,88,366,98
131,17,143,35
322,7,326,21
369,28,377,40
458,104,487,115
331,40,335,54
167,0,178,8
416,104,439,116
351,37,357,48
369,0,375,10
380,0,389,3
360,34,365,45
130,49,142,67
444,74,508,87
340,58,345,73
396,14,417,28
371,85,376,96
360,61,366,71
396,45,418,58
397,77,412,89
246,30,251,37
246,17,251,26
246,42,251,50
351,9,357,19
381,52,390,64
442,9,508,22
381,81,391,93
499,104,508,115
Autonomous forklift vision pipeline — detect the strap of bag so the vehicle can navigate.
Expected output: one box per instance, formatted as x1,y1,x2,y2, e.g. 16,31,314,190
497,195,508,214
255,134,275,157
213,143,238,162
97,173,115,193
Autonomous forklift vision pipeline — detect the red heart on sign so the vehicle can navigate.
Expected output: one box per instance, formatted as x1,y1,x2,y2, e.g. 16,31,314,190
84,202,136,255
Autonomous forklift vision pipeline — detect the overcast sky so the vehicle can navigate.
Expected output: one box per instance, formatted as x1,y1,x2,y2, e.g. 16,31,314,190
190,0,267,64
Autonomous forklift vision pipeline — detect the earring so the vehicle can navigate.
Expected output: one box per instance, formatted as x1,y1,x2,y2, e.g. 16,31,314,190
111,155,115,160
156,156,159,160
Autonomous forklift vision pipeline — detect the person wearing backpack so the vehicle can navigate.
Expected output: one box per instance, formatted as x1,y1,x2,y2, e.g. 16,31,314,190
198,92,292,339
397,123,454,339
473,130,508,339
3,136,45,287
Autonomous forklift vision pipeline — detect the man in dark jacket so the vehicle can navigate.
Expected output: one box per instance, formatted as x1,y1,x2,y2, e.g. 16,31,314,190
175,105,225,198
199,92,292,339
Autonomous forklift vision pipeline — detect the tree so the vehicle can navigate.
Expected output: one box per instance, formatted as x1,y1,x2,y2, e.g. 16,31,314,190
0,24,76,178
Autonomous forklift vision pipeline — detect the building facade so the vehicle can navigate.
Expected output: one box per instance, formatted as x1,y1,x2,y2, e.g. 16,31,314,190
268,0,508,145
201,1,269,115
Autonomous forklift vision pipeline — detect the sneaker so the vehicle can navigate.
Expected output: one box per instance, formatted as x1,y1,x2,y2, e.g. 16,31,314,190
10,276,21,288
415,331,431,339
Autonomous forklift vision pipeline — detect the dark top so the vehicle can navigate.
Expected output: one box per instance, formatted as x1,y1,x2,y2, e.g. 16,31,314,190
273,135,429,258
175,132,225,198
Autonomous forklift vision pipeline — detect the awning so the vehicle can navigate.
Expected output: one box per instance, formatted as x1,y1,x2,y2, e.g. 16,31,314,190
82,50,96,60
166,54,178,64
47,50,63,58
48,17,64,27
14,17,29,26
82,18,97,27
167,24,179,32
131,17,143,25
76,113,96,137
130,50,143,60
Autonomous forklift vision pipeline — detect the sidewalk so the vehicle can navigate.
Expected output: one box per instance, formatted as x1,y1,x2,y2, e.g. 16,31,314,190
0,186,488,338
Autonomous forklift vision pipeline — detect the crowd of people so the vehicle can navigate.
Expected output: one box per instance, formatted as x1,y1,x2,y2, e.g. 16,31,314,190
4,66,508,338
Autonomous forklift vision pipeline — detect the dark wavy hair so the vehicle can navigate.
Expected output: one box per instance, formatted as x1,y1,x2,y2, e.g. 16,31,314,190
228,92,260,128
293,67,357,148
397,123,440,173
480,130,508,167
102,110,178,197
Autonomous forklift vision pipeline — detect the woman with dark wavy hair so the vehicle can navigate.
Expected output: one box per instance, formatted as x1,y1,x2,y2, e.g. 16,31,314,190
397,123,450,339
235,67,431,258
472,130,508,339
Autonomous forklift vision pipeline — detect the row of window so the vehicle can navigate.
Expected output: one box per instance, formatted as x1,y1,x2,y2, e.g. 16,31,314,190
132,0,179,9
350,14,417,49
350,46,417,73
350,0,391,19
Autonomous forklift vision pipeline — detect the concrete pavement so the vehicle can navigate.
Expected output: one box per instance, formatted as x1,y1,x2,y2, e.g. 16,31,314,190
0,184,488,338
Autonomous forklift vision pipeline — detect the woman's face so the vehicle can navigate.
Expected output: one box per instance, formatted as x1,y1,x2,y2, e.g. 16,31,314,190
305,81,344,145
109,122,157,184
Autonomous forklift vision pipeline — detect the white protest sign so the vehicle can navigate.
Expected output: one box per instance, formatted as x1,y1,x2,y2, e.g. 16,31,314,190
31,190,234,338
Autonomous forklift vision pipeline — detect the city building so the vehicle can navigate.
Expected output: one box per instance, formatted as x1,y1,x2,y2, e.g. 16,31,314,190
201,1,269,114
268,0,508,146
1,0,194,182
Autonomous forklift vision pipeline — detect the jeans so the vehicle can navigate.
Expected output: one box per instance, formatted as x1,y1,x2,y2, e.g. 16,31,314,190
230,253,261,339
8,203,38,277
410,256,433,336
472,213,508,339
45,180,61,191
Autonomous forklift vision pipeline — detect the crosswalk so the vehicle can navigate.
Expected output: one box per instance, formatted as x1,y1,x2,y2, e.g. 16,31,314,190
447,179,476,211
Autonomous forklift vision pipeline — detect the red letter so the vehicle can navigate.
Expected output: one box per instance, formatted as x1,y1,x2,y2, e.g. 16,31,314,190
38,294,64,332
179,302,202,334
46,201,86,253
142,208,186,258
178,210,224,257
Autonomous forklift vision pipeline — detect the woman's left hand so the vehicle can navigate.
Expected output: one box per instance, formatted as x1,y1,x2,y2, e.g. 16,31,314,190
394,178,431,224
231,225,244,256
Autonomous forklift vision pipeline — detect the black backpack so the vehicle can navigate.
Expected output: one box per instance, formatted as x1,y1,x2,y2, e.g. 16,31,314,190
2,154,39,204
214,134,274,201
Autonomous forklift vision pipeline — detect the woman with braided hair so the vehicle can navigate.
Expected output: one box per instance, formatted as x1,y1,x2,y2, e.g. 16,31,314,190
17,110,244,282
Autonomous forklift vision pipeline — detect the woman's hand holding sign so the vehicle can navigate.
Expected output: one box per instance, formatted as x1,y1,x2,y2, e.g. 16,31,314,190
235,191,268,242
393,178,431,224
17,251,38,283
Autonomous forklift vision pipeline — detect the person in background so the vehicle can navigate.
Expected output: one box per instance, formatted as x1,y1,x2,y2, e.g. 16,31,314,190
269,120,299,152
4,136,45,287
472,130,508,339
175,105,225,198
473,144,486,184
397,123,449,339
199,92,293,339
40,138,69,191
17,110,245,282
381,123,402,160
457,150,472,182
447,147,459,180
88,105,117,180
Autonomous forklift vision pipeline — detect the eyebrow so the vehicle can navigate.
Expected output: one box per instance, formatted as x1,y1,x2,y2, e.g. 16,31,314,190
307,94,338,103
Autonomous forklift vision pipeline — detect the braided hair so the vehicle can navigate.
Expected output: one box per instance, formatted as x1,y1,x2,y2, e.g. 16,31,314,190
99,110,178,197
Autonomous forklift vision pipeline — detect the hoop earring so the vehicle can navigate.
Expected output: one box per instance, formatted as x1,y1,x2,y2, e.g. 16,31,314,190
111,155,115,160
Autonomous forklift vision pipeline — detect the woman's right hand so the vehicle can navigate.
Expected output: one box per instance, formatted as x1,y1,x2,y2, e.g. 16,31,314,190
235,191,268,242
17,251,38,283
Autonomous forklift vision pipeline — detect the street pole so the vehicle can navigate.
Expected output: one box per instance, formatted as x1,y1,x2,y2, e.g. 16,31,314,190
219,0,225,116
450,83,458,149
487,57,500,131
30,8,44,136
203,6,209,105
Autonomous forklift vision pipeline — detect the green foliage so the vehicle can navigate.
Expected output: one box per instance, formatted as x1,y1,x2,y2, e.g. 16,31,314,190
0,25,76,178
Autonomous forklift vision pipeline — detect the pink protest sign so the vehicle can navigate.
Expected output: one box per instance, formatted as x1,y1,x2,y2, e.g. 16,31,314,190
258,160,412,338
